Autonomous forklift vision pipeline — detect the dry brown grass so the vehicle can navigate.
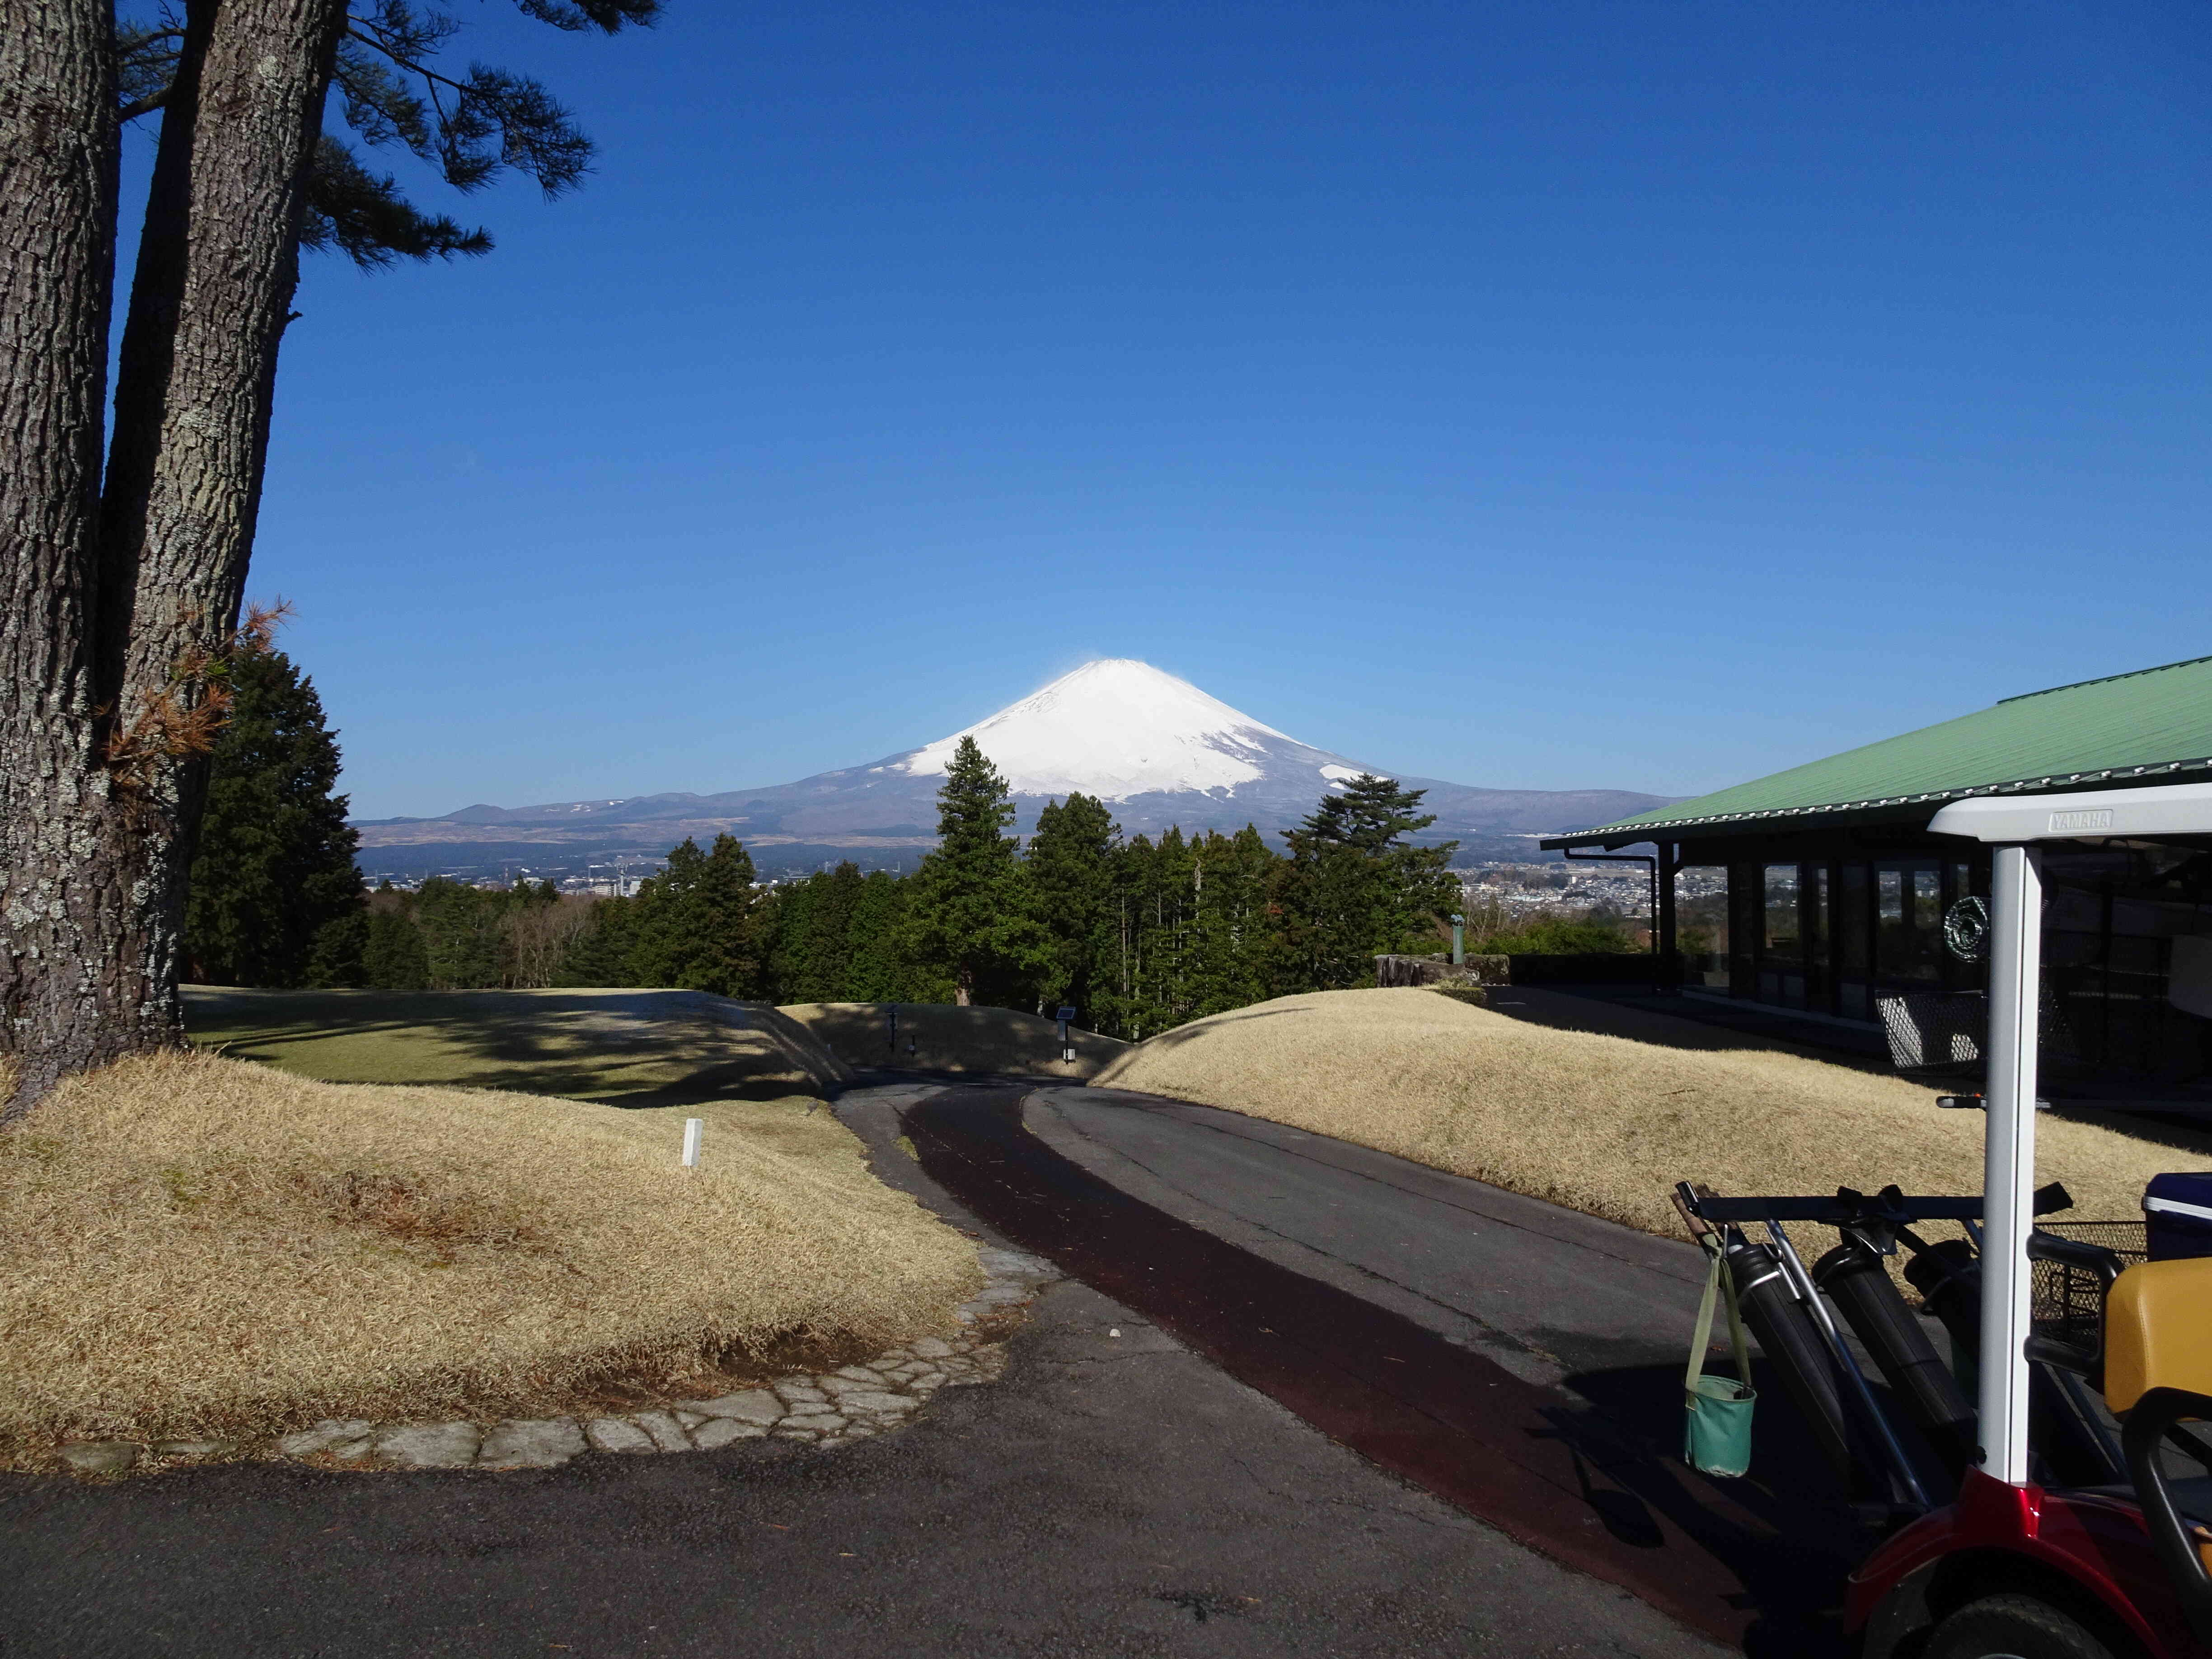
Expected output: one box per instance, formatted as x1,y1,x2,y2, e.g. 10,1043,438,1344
0,1050,979,1455
781,1002,1128,1078
1095,988,2187,1236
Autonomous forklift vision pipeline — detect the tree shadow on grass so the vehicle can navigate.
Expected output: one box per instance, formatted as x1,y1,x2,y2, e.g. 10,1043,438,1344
182,987,828,1108
1109,1003,1315,1057
1479,987,1895,1072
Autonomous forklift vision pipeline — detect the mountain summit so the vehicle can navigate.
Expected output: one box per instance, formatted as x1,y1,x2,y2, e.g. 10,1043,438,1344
895,659,1347,801
353,659,1675,881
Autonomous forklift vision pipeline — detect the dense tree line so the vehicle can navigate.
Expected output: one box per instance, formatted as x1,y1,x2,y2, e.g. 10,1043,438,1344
356,880,594,991
195,722,1484,1037
712,737,1467,1039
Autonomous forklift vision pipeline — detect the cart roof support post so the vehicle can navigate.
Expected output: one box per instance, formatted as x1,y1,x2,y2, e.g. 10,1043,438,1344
1930,778,2212,1490
1980,842,2042,1484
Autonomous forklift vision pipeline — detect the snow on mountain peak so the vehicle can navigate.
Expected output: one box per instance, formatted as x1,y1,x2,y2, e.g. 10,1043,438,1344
898,659,1313,801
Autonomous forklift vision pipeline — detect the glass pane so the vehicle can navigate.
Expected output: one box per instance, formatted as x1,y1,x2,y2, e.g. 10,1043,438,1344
1675,866,1730,989
1912,868,1942,935
1729,863,1761,998
1765,864,1802,963
1877,862,1943,983
1840,863,1871,978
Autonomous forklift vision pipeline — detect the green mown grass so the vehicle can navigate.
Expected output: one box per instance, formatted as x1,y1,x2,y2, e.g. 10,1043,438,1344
184,985,851,1108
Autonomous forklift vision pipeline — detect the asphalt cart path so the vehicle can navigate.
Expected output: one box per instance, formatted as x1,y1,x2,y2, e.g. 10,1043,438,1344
903,1080,1874,1656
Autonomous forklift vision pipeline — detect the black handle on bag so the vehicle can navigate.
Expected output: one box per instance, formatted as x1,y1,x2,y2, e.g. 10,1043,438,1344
1675,1180,2072,1227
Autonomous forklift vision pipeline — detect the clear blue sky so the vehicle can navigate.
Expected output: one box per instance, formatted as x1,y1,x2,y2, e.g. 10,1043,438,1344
213,0,2210,818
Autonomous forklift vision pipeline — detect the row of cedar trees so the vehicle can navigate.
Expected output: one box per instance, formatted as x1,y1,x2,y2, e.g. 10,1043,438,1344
190,650,1467,1039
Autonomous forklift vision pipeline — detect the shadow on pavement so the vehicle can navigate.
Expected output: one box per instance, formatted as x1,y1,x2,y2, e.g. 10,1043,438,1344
906,1080,1861,1656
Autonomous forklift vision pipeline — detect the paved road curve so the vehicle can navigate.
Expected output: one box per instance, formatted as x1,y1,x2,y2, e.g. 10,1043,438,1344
904,1080,1870,1655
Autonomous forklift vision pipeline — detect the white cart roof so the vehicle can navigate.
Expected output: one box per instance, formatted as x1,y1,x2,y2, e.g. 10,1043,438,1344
1928,781,2212,843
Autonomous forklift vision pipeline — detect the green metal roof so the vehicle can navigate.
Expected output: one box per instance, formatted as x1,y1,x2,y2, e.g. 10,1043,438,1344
1551,654,2212,847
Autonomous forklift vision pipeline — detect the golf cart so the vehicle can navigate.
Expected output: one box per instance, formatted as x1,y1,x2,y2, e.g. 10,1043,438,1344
1680,783,2212,1658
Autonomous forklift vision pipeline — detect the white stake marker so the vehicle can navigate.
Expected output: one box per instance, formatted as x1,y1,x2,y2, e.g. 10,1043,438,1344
682,1118,703,1168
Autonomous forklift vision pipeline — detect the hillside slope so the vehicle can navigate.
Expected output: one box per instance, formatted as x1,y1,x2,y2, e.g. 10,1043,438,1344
1094,988,2180,1237
0,1050,975,1453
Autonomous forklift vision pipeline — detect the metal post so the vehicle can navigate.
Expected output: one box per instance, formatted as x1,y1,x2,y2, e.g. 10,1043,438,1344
1979,843,2043,1483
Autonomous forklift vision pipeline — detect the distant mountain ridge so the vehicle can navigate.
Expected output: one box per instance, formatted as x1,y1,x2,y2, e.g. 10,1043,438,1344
353,660,1674,880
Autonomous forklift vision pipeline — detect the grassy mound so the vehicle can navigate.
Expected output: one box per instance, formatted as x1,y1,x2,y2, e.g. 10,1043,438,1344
781,1002,1129,1078
0,1050,978,1454
1094,988,2185,1234
184,986,853,1104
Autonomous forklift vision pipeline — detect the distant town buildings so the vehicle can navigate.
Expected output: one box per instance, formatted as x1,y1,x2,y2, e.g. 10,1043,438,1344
1449,861,1720,924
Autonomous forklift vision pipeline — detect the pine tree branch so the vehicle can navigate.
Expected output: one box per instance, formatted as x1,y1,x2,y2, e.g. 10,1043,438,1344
302,137,494,267
115,17,185,122
514,0,661,33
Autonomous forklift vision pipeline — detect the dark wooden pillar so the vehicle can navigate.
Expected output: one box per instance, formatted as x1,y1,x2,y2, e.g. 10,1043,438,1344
1656,841,1680,992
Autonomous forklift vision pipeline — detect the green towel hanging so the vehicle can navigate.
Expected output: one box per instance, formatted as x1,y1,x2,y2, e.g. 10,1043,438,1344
1683,1237,1757,1477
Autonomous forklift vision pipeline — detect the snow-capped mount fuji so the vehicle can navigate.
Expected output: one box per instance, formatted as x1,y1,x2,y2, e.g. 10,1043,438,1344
894,659,1357,802
352,660,1675,881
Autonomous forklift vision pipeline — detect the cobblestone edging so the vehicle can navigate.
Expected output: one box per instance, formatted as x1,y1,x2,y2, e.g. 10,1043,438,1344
52,1248,1059,1478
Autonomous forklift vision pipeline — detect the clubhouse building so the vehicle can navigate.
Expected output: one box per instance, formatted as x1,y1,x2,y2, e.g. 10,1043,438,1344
1545,655,2212,1106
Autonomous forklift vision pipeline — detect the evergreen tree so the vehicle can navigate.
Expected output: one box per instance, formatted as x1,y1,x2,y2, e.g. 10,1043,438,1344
1023,793,1119,1022
764,862,871,1003
184,643,366,987
847,869,941,1002
904,738,1050,1006
804,861,866,1000
412,878,509,989
1271,775,1460,992
1082,822,1284,1040
1186,825,1277,1015
629,834,763,997
554,893,642,987
362,887,431,990
763,878,815,1000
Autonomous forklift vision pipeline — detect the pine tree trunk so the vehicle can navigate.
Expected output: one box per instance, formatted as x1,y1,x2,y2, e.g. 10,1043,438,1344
1,0,347,1119
0,0,120,1112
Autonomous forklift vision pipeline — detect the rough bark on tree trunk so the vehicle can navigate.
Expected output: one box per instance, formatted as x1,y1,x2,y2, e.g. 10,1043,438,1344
0,0,120,1111
1,0,348,1120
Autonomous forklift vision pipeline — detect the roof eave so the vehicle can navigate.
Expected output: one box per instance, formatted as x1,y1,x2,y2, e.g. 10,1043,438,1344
1538,755,2212,852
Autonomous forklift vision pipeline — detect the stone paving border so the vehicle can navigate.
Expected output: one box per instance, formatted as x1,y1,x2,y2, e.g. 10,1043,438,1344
51,1247,1059,1478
